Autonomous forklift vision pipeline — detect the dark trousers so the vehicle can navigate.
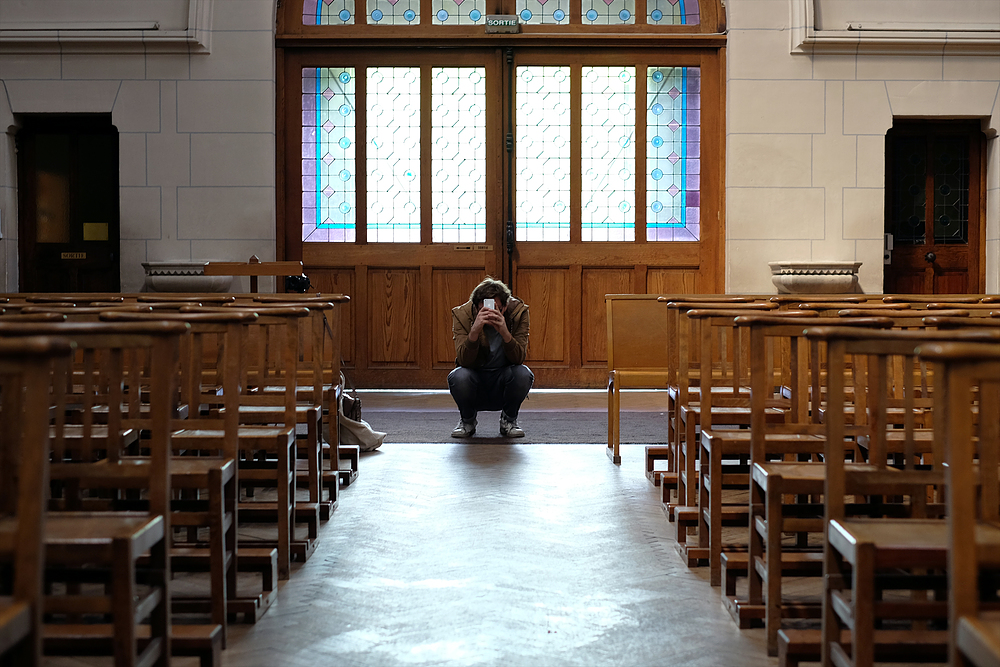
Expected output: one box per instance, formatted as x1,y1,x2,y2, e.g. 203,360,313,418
447,364,534,421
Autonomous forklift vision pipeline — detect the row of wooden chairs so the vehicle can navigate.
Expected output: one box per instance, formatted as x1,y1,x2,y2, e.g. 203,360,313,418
0,292,351,667
607,293,1000,666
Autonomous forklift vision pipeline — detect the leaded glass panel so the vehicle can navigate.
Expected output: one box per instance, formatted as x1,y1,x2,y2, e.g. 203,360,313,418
582,67,635,242
647,66,700,242
516,66,571,242
582,0,635,25
432,68,487,243
302,67,356,243
432,0,486,24
932,136,969,244
367,0,419,24
891,136,927,245
647,0,699,25
368,67,421,242
303,0,356,24
516,0,569,25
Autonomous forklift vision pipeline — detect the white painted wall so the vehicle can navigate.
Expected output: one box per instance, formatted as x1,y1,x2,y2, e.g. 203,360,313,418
0,0,276,292
726,0,1000,294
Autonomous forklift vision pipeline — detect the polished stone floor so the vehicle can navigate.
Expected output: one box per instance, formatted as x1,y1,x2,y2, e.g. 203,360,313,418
221,441,778,667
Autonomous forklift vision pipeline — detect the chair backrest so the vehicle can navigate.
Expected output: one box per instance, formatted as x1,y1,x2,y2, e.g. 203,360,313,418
915,341,1000,665
0,337,73,666
605,295,673,374
810,326,1000,525
0,321,185,521
735,316,895,466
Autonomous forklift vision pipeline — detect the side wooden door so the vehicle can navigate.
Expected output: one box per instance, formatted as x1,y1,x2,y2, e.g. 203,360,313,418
16,114,120,293
883,121,986,294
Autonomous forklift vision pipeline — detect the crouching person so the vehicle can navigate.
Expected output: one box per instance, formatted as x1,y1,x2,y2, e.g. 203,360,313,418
448,277,533,438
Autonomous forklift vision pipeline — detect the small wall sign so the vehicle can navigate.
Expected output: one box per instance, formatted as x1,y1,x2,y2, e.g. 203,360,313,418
61,252,86,260
485,15,520,33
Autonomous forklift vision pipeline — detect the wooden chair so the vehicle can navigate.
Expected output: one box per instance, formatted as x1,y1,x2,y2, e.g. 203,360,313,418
661,300,776,514
711,316,892,646
3,321,184,667
817,326,1000,667
0,337,73,667
239,295,352,505
102,309,287,610
604,294,756,468
915,340,1000,667
675,309,814,572
178,305,309,577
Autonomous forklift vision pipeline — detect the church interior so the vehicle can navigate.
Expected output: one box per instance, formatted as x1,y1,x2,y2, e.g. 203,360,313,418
1,0,1000,664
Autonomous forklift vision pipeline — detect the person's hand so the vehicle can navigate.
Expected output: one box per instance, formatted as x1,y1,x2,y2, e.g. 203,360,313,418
480,302,511,342
469,301,510,343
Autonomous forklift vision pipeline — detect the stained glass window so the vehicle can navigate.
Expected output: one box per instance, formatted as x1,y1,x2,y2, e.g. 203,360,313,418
303,0,356,24
582,67,635,242
890,136,926,245
368,67,421,242
367,0,419,24
516,67,571,242
515,0,569,24
432,68,486,243
582,0,635,25
647,0,699,25
647,66,700,242
432,0,486,24
302,67,356,243
932,136,969,244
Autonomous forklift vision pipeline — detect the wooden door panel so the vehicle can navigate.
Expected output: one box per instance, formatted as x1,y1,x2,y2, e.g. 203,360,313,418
517,269,568,365
368,269,419,366
581,268,633,365
433,269,485,367
308,268,356,365
648,268,700,294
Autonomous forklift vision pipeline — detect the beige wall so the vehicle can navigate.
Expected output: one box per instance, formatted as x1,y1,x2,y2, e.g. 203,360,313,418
0,0,276,292
2,0,997,295
726,0,1000,294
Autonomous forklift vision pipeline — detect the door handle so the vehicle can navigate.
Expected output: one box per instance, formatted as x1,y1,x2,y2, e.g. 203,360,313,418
925,252,936,263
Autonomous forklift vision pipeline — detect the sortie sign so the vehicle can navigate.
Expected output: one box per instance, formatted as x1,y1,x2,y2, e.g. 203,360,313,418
485,14,520,33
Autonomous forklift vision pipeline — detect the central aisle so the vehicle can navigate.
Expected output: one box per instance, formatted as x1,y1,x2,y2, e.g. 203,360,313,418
223,443,776,667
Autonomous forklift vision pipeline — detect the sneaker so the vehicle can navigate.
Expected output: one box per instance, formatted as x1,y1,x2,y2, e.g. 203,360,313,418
451,418,477,438
499,412,524,438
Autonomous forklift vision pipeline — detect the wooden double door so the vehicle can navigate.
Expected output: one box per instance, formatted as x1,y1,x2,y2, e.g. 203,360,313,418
279,45,725,388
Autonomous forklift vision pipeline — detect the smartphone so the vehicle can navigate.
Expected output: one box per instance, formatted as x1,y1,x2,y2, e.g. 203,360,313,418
482,298,495,310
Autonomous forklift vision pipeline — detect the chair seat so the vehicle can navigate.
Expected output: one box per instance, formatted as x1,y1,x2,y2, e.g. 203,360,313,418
752,461,878,493
174,426,295,449
957,612,1000,667
50,457,235,488
829,518,1000,569
38,513,164,565
0,599,32,655
51,424,139,449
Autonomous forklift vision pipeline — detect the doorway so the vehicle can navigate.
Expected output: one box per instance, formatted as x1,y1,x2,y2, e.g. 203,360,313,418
16,114,120,293
883,120,986,294
280,46,724,387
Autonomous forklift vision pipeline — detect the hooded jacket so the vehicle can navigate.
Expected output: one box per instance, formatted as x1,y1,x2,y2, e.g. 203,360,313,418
452,297,529,368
